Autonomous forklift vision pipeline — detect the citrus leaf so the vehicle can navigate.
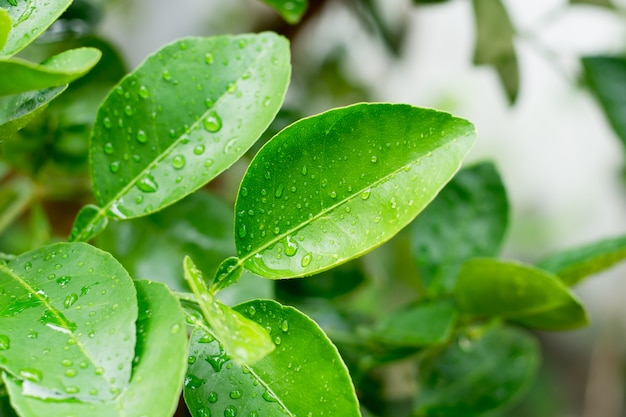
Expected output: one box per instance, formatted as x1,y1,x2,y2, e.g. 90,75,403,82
3,280,188,417
235,103,475,279
415,325,539,416
72,32,291,242
0,47,101,96
0,85,67,142
582,56,626,150
410,162,509,294
260,0,308,24
536,234,626,286
370,300,457,348
471,0,519,104
0,0,72,57
455,258,588,330
0,242,137,401
184,256,275,365
184,299,361,417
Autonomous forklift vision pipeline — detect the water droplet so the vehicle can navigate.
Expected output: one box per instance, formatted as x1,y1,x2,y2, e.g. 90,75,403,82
109,161,120,173
65,368,77,377
224,405,238,417
138,85,149,98
64,294,78,309
19,368,42,382
301,253,312,267
262,390,277,402
171,324,181,334
274,184,284,198
184,374,207,390
162,70,172,80
227,82,237,93
194,145,205,155
329,191,337,199
301,165,308,175
103,142,114,154
206,352,228,372
360,189,371,200
124,105,133,116
203,111,222,132
197,406,211,417
230,390,242,399
65,386,79,394
135,195,144,204
187,355,197,364
284,236,298,257
103,117,112,129
280,320,289,332
204,53,214,64
172,155,186,170
208,391,218,403
238,224,247,238
262,96,271,107
0,335,9,350
371,155,378,163
137,174,158,193
95,367,104,375
56,276,71,287
136,130,148,143
274,336,281,345
62,359,73,367
205,98,214,108
204,159,214,167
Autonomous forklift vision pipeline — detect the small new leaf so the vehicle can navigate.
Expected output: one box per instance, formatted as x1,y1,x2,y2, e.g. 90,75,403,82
183,256,274,365
260,0,308,24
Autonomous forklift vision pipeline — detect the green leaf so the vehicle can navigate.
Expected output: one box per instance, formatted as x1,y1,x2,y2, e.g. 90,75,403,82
184,256,275,365
73,33,291,242
412,0,451,4
0,0,72,57
536,234,626,286
0,85,67,142
570,0,615,8
410,162,509,294
0,47,102,96
0,8,10,52
0,177,34,234
0,242,137,401
370,300,457,347
184,299,361,417
69,205,110,243
235,103,476,279
415,325,539,416
455,258,588,330
472,0,519,104
260,0,308,24
3,280,188,417
582,56,626,149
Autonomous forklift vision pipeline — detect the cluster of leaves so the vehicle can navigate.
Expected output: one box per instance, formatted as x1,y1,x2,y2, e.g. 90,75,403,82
2,1,626,417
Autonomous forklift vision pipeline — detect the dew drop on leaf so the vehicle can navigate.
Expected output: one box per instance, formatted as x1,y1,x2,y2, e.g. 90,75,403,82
65,368,77,377
301,253,312,267
124,105,134,116
262,390,277,403
64,294,78,309
197,406,211,417
136,130,148,143
360,189,371,200
138,85,149,99
208,391,218,403
203,111,222,132
65,386,79,394
19,368,42,382
103,142,114,154
0,335,10,350
204,53,214,64
109,161,120,173
102,117,112,129
230,390,243,399
172,155,186,170
224,405,238,417
194,145,205,155
137,174,159,193
284,236,298,257
162,70,172,80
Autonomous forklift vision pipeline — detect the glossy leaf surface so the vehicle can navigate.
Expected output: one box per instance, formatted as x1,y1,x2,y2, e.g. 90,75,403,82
235,103,475,278
582,56,626,149
471,0,519,104
456,258,587,330
184,256,275,365
0,0,72,57
0,48,101,96
260,0,308,24
415,325,539,416
184,299,361,417
0,8,9,52
371,300,457,347
83,32,290,237
0,85,67,142
410,162,508,294
536,234,626,286
4,280,188,417
0,242,136,401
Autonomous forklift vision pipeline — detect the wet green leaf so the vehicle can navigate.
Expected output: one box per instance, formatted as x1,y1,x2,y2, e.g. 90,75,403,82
0,85,67,142
582,56,626,150
472,0,519,104
73,33,291,242
415,325,539,416
0,47,101,96
235,103,475,278
536,234,626,286
371,300,457,348
410,162,509,294
0,8,10,52
455,258,588,330
0,0,72,57
3,280,188,417
0,242,137,401
260,0,308,24
184,256,275,365
184,299,361,417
